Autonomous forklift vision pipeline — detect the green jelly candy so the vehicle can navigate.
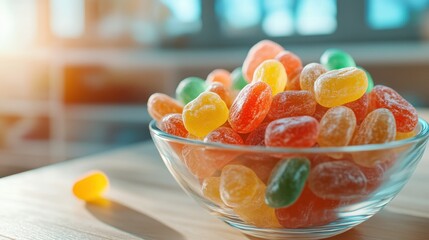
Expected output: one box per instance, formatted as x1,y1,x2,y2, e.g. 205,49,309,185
320,49,356,70
231,67,248,90
358,66,374,93
265,157,310,208
176,77,206,104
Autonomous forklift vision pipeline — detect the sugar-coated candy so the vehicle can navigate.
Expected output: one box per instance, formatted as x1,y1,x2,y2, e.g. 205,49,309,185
265,116,319,148
176,77,206,104
309,161,367,200
206,69,232,88
275,186,339,228
220,165,263,207
202,177,223,206
352,108,396,145
267,90,316,121
183,92,229,137
369,85,418,132
229,153,280,184
182,145,230,179
344,93,369,124
320,48,356,70
73,170,109,201
229,81,272,134
275,51,302,81
314,67,368,107
204,127,243,145
265,158,310,208
284,68,302,91
242,40,284,82
317,106,356,147
159,113,188,138
300,63,327,95
245,122,269,146
396,131,417,141
313,104,329,121
206,82,232,107
231,67,248,90
252,59,287,96
147,93,183,122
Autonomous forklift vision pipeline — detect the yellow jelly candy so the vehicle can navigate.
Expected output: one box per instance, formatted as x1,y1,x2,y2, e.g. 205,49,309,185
73,171,109,201
183,92,229,137
395,131,416,141
201,177,223,206
314,67,368,107
252,59,287,96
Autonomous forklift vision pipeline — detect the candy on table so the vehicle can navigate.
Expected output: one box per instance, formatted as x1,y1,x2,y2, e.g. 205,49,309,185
176,77,206,104
265,116,319,148
275,186,339,228
343,93,369,124
252,59,287,96
229,81,273,134
314,67,368,108
231,67,248,90
229,153,280,184
267,90,317,121
183,91,229,138
220,165,280,228
206,69,232,88
265,157,310,208
73,170,109,201
147,93,183,122
201,176,224,206
308,161,367,200
159,113,188,138
245,122,270,146
317,106,357,147
206,82,232,107
300,63,327,95
369,85,418,132
357,66,375,93
320,48,356,70
242,40,284,82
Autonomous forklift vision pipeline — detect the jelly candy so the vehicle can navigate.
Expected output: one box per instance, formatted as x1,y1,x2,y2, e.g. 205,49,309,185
344,93,369,124
231,67,248,90
320,48,356,70
300,63,327,95
206,82,232,107
229,81,272,134
182,145,230,179
314,67,368,107
229,153,280,184
202,177,223,206
176,77,206,104
275,51,302,91
265,158,310,208
183,92,229,137
159,113,188,138
245,122,269,146
73,170,109,201
242,40,284,82
317,106,356,147
147,93,183,122
369,85,418,132
267,90,316,121
220,165,280,228
313,104,329,121
308,161,367,200
252,59,287,96
204,127,243,145
206,69,232,88
265,116,319,148
275,186,339,228
396,131,416,141
284,68,302,91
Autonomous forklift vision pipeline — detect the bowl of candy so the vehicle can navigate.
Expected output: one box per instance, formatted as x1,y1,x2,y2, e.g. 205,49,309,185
148,40,429,240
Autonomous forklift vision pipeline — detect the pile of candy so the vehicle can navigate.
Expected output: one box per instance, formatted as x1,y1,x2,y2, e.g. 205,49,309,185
148,40,418,228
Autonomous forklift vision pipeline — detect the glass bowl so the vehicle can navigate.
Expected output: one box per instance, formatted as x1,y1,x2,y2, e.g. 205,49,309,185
149,118,429,240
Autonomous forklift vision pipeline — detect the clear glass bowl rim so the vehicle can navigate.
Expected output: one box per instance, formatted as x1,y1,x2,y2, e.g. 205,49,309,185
149,117,429,154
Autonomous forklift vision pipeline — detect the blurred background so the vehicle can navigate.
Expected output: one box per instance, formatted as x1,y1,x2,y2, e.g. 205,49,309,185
1,0,429,176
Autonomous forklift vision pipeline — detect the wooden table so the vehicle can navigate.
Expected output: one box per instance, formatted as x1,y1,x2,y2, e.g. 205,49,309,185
1,114,429,240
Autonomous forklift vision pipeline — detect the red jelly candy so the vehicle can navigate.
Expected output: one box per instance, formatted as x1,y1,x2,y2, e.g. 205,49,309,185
284,68,302,91
245,122,270,146
369,85,418,132
265,116,319,148
206,82,232,107
229,81,273,134
159,113,188,138
204,127,244,145
313,104,330,121
267,90,316,121
344,93,369,124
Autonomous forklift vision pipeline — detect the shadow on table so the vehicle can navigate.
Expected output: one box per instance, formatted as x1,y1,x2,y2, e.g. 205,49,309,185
86,198,185,240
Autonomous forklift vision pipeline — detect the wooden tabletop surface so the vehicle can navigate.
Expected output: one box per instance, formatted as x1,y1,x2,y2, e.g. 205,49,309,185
1,111,429,240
